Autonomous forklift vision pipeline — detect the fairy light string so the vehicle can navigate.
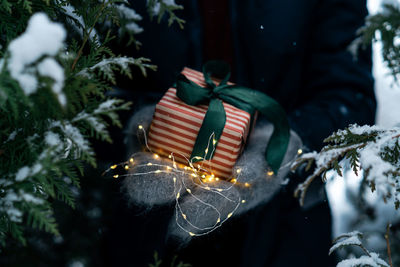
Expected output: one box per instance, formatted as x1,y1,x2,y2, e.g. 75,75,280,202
105,125,304,237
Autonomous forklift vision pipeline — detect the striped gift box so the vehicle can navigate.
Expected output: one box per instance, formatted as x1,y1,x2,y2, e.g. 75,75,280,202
148,67,252,179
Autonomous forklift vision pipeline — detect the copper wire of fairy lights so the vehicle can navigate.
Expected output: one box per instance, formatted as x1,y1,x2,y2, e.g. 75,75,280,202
105,125,302,236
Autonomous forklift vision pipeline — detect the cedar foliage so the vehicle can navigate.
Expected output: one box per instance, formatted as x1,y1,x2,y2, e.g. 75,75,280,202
0,0,182,248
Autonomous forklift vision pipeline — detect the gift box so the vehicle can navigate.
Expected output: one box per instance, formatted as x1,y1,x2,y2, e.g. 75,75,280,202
148,67,253,178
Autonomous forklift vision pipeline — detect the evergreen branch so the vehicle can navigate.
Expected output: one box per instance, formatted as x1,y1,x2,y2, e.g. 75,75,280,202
53,177,76,208
8,221,26,246
293,144,364,206
356,3,400,82
76,56,157,83
331,231,390,267
25,202,59,236
72,98,131,142
0,0,175,249
330,231,370,257
293,124,400,208
147,0,185,29
71,0,110,71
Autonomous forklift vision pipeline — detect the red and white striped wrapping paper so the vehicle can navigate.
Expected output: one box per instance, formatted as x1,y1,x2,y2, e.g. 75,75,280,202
148,67,252,179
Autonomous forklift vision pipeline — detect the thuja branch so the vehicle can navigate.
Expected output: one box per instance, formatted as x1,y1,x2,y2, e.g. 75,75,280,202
292,124,400,208
330,231,390,266
293,143,365,206
71,0,109,71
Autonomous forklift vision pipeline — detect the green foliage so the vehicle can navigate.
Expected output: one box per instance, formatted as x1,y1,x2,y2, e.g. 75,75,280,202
147,0,185,28
293,125,400,208
358,4,400,81
330,231,390,267
149,251,192,267
0,0,178,248
149,251,162,267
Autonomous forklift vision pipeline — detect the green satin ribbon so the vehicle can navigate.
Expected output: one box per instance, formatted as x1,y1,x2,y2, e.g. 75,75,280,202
176,60,290,174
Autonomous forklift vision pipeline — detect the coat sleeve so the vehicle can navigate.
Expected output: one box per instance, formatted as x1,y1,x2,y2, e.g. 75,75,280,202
287,0,376,151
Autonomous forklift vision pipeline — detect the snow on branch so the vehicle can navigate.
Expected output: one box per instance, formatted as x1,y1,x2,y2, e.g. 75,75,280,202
72,98,131,142
77,56,156,84
62,4,97,40
293,124,400,208
49,121,94,164
108,3,145,47
331,231,390,267
116,4,143,34
336,254,390,267
147,0,185,28
330,231,366,256
6,13,67,105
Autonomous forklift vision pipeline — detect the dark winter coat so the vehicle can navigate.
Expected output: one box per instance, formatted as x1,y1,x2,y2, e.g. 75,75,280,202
122,0,375,152
107,0,376,266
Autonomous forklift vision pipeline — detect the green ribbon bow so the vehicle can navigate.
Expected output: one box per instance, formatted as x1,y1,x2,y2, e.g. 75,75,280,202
176,60,290,174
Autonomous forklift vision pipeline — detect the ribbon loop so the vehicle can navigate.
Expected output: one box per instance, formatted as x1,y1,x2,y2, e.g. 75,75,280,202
202,60,231,88
176,61,290,174
176,74,212,106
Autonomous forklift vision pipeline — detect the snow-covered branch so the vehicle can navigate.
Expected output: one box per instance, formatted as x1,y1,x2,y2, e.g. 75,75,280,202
6,13,67,105
293,124,400,208
77,56,156,84
331,231,390,267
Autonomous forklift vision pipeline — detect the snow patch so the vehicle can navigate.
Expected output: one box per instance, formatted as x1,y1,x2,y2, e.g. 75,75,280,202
125,22,144,34
15,166,30,182
116,4,142,20
329,234,362,255
45,131,61,146
7,13,66,95
37,58,66,106
337,253,389,267
150,0,181,15
20,191,44,204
